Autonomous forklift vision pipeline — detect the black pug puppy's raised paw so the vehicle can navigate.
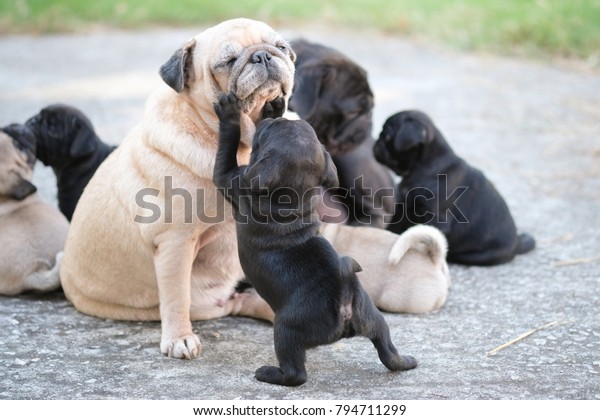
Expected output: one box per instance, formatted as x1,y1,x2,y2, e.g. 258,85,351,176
374,110,535,266
25,104,117,220
213,93,417,386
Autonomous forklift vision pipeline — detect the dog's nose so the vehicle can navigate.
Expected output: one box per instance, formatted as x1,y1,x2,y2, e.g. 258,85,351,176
251,51,272,65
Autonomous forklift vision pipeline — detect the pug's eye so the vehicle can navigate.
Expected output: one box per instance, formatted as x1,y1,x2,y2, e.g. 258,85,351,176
225,57,237,67
276,44,287,52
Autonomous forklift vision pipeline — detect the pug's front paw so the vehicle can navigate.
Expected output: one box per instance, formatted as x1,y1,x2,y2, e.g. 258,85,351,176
214,92,242,124
160,334,202,359
261,96,286,119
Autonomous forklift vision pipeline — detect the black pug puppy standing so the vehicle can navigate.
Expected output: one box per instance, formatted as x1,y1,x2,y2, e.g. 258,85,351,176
289,39,395,227
25,104,117,220
213,93,417,386
374,110,535,266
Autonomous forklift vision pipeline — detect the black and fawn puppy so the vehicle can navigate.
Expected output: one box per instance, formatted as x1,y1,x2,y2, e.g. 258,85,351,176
213,93,417,386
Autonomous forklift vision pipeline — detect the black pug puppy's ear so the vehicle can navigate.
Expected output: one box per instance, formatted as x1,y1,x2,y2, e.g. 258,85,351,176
320,145,339,190
68,117,100,158
287,65,325,122
375,111,436,176
391,113,435,153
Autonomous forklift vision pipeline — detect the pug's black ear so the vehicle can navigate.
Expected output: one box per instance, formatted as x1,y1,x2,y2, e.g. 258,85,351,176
288,65,326,120
393,118,431,152
320,147,339,189
69,124,98,158
245,159,282,194
159,39,196,93
9,178,37,201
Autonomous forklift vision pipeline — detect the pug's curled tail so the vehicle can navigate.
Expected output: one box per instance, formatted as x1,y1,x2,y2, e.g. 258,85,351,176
516,232,536,255
24,251,63,293
388,225,448,266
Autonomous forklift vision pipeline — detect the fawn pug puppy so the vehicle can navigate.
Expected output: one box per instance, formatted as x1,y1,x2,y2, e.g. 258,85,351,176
321,223,451,314
213,92,417,386
0,128,68,295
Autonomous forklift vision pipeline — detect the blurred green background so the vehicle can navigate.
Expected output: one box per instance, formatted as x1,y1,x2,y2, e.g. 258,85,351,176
1,0,599,62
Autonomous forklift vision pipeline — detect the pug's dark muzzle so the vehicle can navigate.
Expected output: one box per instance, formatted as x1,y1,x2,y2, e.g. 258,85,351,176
1,124,37,167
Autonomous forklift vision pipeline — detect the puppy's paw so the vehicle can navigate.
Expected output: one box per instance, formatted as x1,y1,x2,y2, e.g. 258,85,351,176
383,354,418,372
261,96,286,119
255,365,306,387
214,92,242,123
160,334,202,359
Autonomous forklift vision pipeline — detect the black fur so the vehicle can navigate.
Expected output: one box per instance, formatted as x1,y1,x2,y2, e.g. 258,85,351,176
374,110,535,266
213,92,417,386
289,39,395,228
25,104,117,220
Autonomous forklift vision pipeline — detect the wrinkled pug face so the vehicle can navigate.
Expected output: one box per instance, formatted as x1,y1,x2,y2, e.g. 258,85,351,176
0,131,37,200
160,18,296,123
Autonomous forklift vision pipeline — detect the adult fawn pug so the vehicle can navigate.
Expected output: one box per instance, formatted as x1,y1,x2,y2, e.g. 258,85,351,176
60,19,296,359
0,128,68,295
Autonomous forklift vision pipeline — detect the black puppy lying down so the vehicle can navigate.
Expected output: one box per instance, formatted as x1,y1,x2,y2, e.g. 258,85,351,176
213,93,417,386
374,110,535,266
25,104,117,220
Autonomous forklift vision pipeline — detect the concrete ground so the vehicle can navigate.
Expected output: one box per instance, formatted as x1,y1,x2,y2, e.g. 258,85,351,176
0,25,599,400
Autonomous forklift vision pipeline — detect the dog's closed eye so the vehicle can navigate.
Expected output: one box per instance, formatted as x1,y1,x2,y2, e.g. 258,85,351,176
225,56,237,67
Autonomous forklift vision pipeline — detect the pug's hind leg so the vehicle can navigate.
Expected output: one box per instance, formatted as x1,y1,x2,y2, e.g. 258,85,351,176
355,289,418,372
255,322,308,386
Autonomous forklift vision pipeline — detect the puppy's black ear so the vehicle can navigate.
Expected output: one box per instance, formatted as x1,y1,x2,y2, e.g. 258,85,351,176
320,147,339,189
69,127,98,158
8,178,37,201
245,158,282,194
393,119,431,152
288,66,325,120
159,39,197,93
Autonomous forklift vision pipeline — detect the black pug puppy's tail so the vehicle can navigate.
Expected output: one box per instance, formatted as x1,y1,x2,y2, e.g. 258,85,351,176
339,255,363,277
516,233,536,255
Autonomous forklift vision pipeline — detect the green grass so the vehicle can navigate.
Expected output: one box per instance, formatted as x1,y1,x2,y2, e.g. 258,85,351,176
1,0,599,61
